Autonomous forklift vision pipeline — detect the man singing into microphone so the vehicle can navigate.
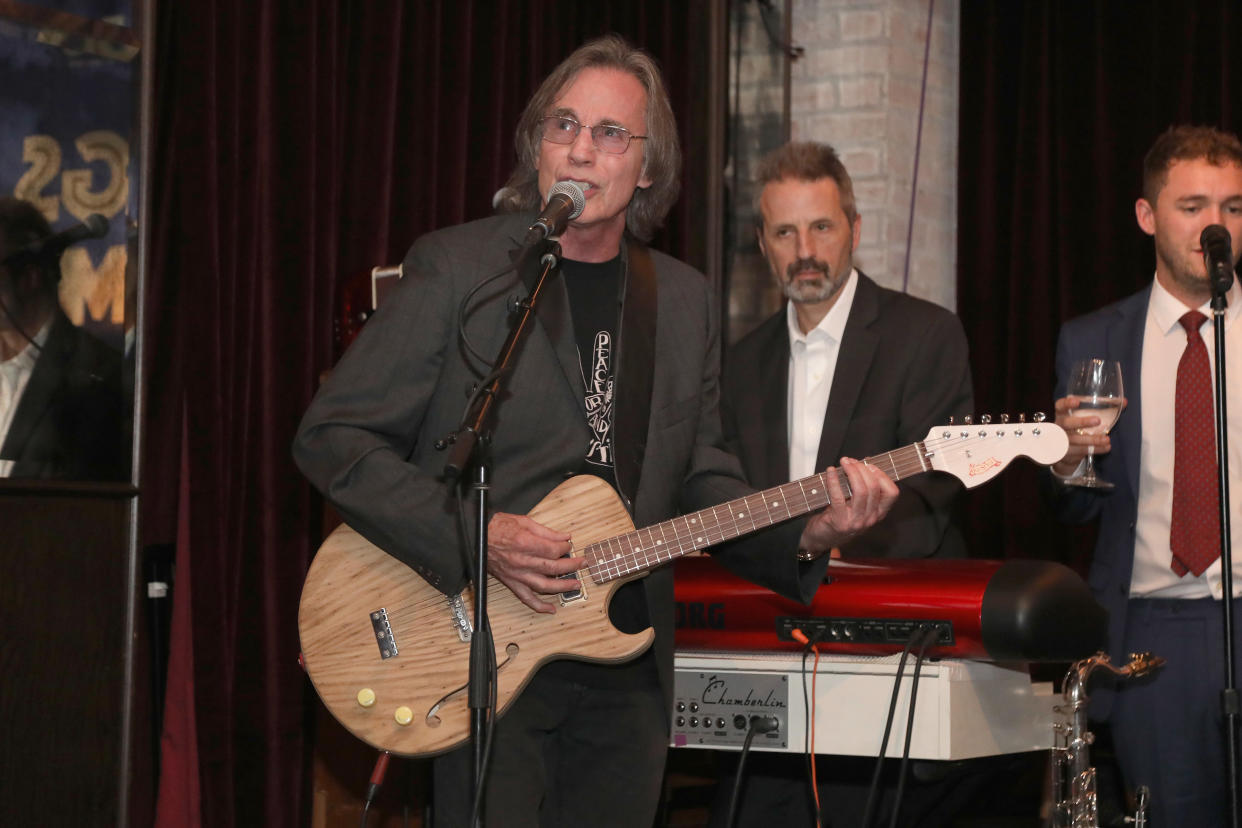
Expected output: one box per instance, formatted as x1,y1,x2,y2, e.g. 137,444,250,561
294,35,898,827
1047,125,1242,826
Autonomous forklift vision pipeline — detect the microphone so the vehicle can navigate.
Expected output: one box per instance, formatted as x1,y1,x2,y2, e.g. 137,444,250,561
2,213,110,265
1201,224,1235,296
522,181,585,246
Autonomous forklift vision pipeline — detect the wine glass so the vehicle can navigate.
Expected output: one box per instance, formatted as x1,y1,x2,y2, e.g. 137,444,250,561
1064,359,1124,489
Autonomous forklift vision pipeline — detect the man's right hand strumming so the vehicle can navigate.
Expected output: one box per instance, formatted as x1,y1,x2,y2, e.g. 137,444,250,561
486,512,581,613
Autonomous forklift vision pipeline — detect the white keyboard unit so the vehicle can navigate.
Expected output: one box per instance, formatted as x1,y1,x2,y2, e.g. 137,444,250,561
672,650,1057,760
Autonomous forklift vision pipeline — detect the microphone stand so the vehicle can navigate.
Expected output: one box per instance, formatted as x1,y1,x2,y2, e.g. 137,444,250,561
1209,268,1239,828
439,239,562,826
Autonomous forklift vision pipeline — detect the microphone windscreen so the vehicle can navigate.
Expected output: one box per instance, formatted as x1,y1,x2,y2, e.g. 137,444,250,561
1201,224,1231,253
546,180,585,219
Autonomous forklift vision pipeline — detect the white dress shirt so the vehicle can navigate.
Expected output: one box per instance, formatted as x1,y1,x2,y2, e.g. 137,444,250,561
1130,276,1242,599
786,268,859,481
0,322,51,477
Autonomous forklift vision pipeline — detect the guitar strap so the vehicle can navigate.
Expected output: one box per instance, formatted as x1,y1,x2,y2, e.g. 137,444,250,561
613,237,657,510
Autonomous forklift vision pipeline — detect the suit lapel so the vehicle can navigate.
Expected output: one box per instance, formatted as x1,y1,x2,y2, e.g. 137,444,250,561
753,316,791,485
815,274,880,471
514,239,583,410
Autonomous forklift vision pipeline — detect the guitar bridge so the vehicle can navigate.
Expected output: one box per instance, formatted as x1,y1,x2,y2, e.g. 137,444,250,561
370,608,398,659
448,592,472,642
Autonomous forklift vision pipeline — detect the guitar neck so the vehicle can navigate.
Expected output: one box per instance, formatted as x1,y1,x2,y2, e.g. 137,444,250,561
585,442,930,584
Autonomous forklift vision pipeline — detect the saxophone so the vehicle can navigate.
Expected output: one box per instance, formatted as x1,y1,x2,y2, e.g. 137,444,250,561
1051,651,1164,827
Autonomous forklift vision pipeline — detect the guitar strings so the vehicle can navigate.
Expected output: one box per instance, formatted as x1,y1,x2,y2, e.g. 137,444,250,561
384,589,459,628
585,430,1054,582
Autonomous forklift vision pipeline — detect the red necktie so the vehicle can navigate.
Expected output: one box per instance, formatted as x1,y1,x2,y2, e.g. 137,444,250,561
1170,310,1221,577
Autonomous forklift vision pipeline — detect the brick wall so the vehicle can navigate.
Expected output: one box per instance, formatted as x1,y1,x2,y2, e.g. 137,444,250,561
726,0,959,342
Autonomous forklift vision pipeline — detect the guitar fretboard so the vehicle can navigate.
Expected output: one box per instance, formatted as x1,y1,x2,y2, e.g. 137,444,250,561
585,442,930,583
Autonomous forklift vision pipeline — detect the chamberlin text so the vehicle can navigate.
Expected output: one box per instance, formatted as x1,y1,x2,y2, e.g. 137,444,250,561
701,678,786,709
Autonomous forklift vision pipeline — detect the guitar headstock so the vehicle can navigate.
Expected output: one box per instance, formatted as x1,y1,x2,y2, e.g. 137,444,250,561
924,413,1068,488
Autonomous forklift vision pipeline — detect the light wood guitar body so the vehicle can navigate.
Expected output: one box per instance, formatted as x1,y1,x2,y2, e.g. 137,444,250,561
299,476,645,757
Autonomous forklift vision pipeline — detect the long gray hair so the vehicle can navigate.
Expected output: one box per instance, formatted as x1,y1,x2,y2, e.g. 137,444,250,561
498,34,681,242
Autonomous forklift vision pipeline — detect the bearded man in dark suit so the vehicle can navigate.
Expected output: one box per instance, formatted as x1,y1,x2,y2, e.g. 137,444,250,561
715,141,976,827
723,141,972,561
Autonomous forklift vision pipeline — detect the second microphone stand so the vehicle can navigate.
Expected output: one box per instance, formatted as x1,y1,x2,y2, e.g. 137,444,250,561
1209,270,1239,828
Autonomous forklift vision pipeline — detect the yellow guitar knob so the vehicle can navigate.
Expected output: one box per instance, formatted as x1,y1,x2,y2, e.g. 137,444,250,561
394,706,414,726
356,688,376,708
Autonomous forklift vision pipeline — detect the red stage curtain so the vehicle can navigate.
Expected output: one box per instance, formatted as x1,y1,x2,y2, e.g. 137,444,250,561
153,418,200,828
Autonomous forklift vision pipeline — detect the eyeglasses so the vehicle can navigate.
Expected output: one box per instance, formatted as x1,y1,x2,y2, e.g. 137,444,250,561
539,115,647,155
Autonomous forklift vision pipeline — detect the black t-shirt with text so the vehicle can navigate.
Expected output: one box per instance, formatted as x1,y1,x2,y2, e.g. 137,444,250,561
547,255,655,688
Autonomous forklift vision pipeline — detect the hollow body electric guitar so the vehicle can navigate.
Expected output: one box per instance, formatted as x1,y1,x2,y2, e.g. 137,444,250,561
299,419,1067,757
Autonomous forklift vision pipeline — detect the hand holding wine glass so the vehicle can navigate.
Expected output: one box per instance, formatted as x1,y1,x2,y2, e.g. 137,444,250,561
1062,359,1124,488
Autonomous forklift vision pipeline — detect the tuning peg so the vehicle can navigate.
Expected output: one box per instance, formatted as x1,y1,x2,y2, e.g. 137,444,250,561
1019,413,1027,423
1000,413,1010,424
947,416,954,425
1033,411,1047,423
980,414,992,424
963,415,973,425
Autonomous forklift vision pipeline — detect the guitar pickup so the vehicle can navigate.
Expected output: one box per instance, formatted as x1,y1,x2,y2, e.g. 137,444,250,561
558,552,586,605
370,608,398,659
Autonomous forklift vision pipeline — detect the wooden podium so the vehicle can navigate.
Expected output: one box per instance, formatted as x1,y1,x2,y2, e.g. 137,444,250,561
0,481,147,826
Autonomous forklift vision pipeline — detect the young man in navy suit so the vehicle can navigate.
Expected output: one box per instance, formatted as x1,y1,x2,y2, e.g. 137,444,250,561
1050,125,1242,827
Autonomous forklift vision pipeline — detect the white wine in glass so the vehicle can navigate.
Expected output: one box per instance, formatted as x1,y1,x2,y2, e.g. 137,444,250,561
1065,359,1124,489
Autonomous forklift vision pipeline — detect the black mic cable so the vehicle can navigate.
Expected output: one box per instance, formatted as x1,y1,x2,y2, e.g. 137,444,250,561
725,714,781,828
887,625,940,828
860,626,928,828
